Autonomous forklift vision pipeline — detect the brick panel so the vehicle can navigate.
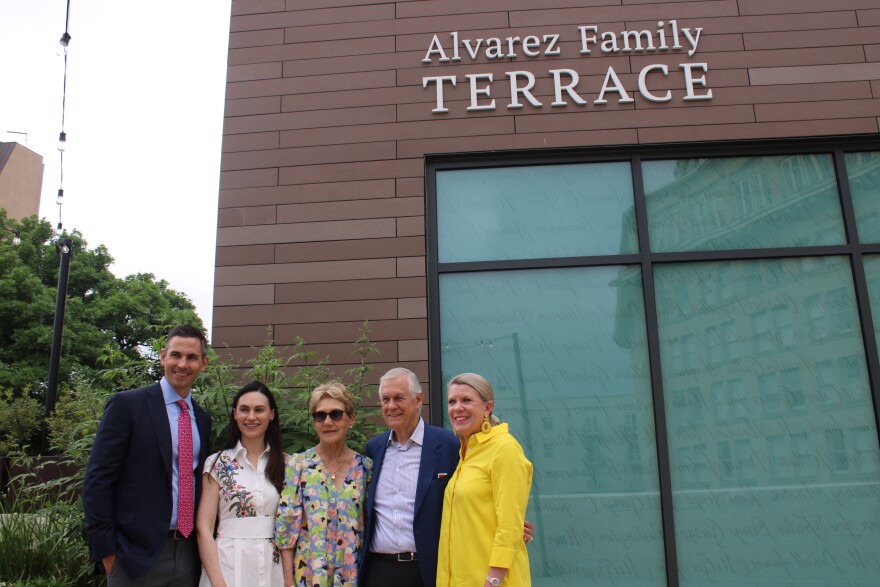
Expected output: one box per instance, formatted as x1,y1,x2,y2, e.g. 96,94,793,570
276,197,422,223
215,258,397,287
278,158,424,185
219,168,278,190
221,131,280,153
755,98,880,122
859,9,880,27
215,244,275,266
509,1,738,27
397,216,425,236
217,205,277,227
739,0,879,16
232,4,394,33
223,105,397,135
213,298,398,327
226,70,396,100
398,339,429,361
274,318,427,345
749,62,880,85
214,284,275,306
217,218,397,247
221,141,397,172
229,29,284,49
225,97,282,117
275,276,425,303
229,37,395,66
274,237,425,263
232,0,284,16
219,179,394,208
227,62,282,83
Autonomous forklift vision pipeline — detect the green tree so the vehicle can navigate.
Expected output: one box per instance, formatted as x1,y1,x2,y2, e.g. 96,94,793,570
0,213,202,401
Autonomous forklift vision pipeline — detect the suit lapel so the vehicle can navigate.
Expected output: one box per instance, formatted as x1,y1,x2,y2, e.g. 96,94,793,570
193,401,211,462
145,383,173,478
414,427,441,515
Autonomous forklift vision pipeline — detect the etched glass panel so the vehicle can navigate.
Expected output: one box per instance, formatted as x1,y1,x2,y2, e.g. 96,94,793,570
655,257,880,586
439,267,665,586
437,163,637,262
644,155,845,252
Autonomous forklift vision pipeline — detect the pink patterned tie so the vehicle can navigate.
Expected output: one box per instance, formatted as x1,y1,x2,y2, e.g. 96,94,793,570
176,400,194,538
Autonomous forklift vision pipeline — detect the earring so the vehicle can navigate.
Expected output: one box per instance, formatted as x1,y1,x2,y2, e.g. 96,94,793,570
481,414,491,434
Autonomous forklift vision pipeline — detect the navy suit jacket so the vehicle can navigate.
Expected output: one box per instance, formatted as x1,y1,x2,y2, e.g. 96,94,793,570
362,422,460,587
83,383,212,579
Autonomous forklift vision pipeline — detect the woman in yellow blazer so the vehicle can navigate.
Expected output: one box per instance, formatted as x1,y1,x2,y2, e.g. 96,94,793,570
437,373,533,587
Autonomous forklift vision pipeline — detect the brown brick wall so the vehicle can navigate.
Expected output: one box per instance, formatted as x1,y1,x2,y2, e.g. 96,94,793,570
215,0,880,407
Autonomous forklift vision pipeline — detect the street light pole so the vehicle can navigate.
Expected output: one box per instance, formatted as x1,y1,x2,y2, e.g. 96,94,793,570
41,237,72,455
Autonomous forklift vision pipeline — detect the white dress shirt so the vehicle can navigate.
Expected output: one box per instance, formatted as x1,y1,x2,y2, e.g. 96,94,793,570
370,418,425,554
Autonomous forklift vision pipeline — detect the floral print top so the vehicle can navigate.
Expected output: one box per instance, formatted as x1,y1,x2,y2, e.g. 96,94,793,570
275,447,372,587
203,443,283,580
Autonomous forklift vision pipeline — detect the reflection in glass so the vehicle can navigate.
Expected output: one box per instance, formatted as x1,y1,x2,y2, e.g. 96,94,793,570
437,163,637,263
439,268,665,586
643,155,845,252
655,257,880,586
847,152,880,243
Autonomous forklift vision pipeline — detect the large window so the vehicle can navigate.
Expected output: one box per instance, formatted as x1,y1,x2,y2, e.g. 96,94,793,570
428,139,880,587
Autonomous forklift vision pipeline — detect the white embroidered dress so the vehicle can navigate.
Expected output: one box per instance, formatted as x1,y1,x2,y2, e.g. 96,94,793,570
199,443,284,587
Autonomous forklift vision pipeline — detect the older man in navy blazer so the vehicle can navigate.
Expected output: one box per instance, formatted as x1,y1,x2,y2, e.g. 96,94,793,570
362,368,459,587
83,324,212,586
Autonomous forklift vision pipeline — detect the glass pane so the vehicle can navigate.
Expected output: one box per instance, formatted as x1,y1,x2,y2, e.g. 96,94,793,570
863,255,880,364
847,151,880,243
655,257,880,587
437,162,638,262
644,155,845,252
439,268,665,587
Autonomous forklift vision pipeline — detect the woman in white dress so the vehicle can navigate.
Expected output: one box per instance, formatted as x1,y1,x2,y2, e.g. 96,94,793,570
196,381,286,587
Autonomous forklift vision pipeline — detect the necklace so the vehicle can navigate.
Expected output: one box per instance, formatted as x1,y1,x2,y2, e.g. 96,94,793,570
318,450,350,481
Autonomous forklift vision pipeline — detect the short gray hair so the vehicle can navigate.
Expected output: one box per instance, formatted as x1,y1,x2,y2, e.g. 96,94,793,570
379,367,422,399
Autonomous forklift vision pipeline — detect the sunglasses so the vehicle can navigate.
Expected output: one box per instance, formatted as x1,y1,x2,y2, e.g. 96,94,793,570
312,409,346,423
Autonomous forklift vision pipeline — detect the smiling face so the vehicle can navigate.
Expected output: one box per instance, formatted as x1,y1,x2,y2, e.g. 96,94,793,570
379,374,423,442
447,383,493,438
159,336,208,397
313,397,353,447
233,391,274,442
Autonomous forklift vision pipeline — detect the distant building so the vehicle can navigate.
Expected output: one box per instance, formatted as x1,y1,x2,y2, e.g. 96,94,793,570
0,142,43,219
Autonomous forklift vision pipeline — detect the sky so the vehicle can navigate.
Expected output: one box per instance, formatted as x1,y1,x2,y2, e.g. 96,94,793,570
0,0,233,337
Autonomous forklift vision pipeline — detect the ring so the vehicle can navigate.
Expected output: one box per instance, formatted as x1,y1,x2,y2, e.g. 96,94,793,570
526,536,532,543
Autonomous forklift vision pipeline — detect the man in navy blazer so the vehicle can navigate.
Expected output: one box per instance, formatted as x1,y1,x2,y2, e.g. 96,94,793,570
362,367,459,587
83,324,212,586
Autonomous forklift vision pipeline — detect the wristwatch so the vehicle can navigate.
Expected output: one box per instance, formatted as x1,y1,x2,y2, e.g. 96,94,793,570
486,578,501,587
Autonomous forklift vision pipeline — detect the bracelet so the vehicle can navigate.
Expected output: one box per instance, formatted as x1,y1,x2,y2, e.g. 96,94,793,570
486,577,500,587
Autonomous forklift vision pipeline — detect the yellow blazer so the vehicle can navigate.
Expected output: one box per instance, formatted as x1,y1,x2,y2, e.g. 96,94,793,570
437,423,533,587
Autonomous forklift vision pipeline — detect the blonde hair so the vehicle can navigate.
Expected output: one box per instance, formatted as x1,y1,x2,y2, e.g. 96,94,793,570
309,381,356,415
447,372,501,425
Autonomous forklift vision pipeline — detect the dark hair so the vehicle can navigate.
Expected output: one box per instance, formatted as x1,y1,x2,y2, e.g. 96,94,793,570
216,381,284,493
166,324,208,358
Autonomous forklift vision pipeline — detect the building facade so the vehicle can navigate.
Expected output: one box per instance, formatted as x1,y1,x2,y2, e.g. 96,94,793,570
214,1,880,585
0,142,43,220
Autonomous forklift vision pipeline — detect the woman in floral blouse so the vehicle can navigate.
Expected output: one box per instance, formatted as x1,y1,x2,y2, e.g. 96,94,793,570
275,381,372,587
196,381,286,587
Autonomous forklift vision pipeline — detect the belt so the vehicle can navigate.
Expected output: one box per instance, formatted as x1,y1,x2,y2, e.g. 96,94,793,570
372,552,418,562
167,529,191,540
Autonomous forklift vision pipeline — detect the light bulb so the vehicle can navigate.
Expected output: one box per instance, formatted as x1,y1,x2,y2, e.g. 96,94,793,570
57,132,67,152
57,188,64,205
56,32,71,56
